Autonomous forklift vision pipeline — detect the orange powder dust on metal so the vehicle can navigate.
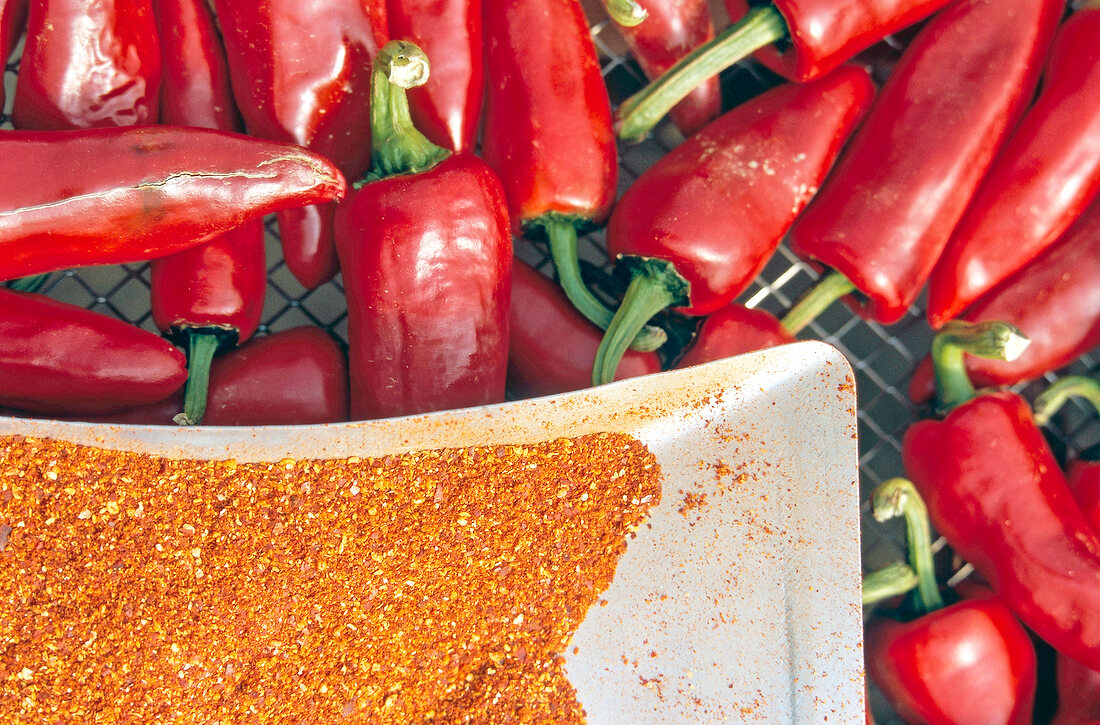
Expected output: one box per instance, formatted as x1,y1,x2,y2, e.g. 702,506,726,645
0,433,661,723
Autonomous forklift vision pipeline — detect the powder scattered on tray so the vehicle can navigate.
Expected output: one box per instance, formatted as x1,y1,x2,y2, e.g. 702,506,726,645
0,432,661,723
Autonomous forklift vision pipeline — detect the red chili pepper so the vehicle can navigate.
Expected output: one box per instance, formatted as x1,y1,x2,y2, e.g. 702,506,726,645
0,0,28,111
863,478,1037,725
1069,457,1100,538
507,259,661,399
212,0,387,289
0,287,186,415
611,0,720,136
674,305,793,369
481,0,621,342
780,0,1061,329
614,0,952,141
386,0,482,151
149,0,267,427
54,327,350,426
928,5,1100,328
593,66,873,384
863,478,1038,725
0,125,346,282
1050,651,1100,725
909,198,1100,405
903,323,1100,672
333,41,510,420
12,0,161,130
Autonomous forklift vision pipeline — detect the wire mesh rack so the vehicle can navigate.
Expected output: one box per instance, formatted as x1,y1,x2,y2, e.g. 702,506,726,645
4,8,1100,723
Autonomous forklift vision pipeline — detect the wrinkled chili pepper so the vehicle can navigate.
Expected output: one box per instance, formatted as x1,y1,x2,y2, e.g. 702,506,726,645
0,125,346,282
909,197,1100,405
903,321,1100,672
387,0,482,151
333,41,510,420
864,478,1038,725
508,259,661,399
0,0,27,111
49,327,350,426
481,0,623,344
213,0,387,289
612,0,720,136
928,3,1100,328
674,305,792,369
0,287,186,415
780,0,1061,329
150,0,267,427
614,0,952,141
13,0,161,130
593,66,873,385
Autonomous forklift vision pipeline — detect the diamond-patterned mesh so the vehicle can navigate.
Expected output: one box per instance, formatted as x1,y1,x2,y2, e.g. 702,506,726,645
5,12,1100,723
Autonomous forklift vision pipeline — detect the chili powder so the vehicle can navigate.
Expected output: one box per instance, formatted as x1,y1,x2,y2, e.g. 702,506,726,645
0,432,661,723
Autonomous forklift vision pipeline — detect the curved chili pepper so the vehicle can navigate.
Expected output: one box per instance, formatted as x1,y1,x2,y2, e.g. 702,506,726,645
56,327,350,426
909,198,1100,405
780,0,1061,328
508,259,661,399
333,41,510,420
0,287,186,415
593,66,873,384
1050,651,1100,725
614,0,951,141
481,0,621,341
674,305,792,369
928,5,1100,328
903,324,1100,672
386,0,482,151
150,0,267,426
12,0,161,130
212,0,387,289
613,0,720,136
0,126,346,282
0,0,27,112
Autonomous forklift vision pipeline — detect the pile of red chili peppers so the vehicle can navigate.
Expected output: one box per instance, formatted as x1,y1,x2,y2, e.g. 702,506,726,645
4,0,1100,719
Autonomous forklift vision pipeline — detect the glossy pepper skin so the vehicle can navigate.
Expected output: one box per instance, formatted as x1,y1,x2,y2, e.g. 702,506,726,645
387,0,483,151
616,0,720,135
507,259,661,399
903,391,1100,671
13,0,161,130
724,0,954,83
674,305,793,369
61,327,350,426
928,7,1100,328
0,126,345,281
213,0,387,289
481,0,617,233
909,199,1100,405
786,0,1061,324
610,66,873,317
866,598,1038,725
0,0,28,111
335,153,511,419
1069,458,1100,537
0,287,186,416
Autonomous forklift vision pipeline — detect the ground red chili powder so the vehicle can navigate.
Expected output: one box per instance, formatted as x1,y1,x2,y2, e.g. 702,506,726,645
0,432,661,723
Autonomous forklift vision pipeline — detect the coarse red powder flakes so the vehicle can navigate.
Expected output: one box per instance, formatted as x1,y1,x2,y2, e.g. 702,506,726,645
0,432,661,723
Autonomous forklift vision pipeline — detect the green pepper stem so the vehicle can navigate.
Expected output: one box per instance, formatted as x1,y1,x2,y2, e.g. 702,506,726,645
780,270,857,335
368,40,450,181
605,0,647,26
7,274,50,293
862,563,920,607
931,320,1030,413
615,5,787,142
1033,375,1100,427
872,478,944,615
541,216,666,352
175,332,222,426
592,257,690,385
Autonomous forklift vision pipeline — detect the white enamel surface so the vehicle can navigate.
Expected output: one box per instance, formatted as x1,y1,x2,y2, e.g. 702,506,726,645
0,340,863,723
